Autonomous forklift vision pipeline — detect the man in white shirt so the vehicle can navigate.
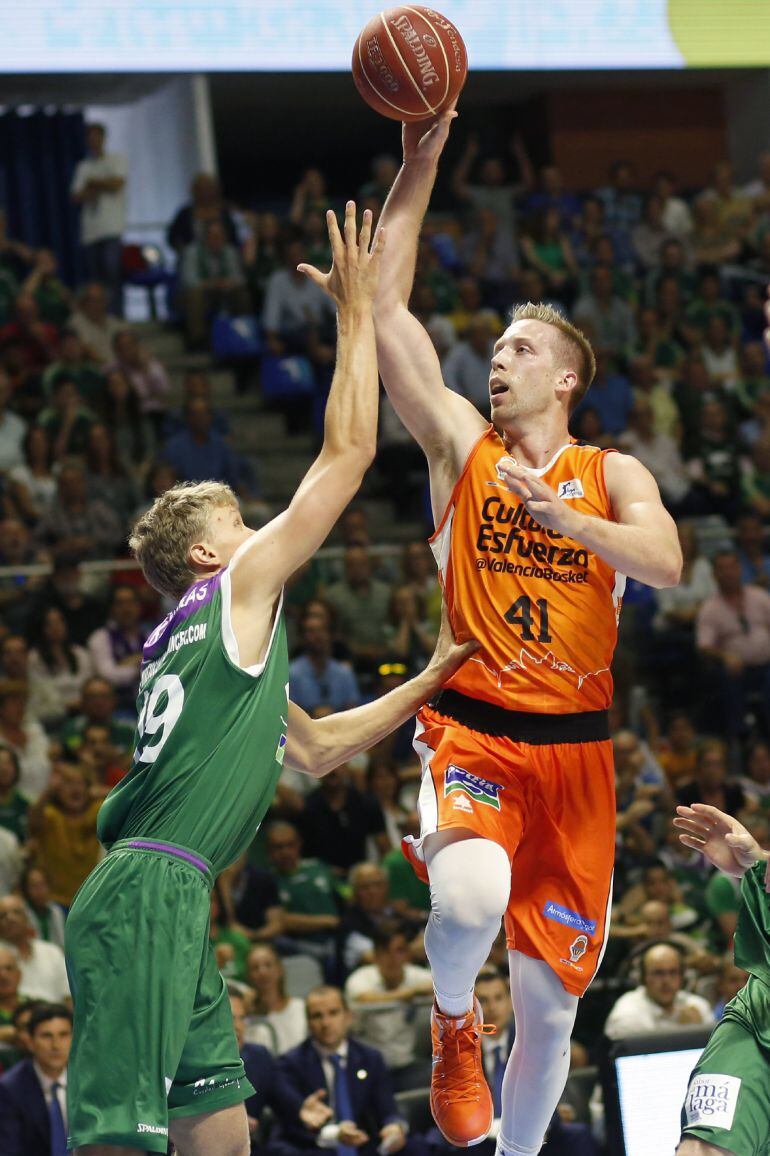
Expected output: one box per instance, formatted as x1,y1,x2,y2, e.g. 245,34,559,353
71,123,127,316
0,370,26,473
345,923,432,1089
0,1001,71,1156
604,942,714,1039
0,897,69,1003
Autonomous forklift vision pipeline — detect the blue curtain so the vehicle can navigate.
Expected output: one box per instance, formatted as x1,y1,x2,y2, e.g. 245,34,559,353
0,108,85,286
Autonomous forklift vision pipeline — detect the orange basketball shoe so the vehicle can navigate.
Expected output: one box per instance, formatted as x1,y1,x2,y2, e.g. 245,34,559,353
430,998,495,1147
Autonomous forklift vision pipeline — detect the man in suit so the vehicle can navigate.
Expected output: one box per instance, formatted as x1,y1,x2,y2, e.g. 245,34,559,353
276,985,423,1156
0,1001,71,1156
474,970,600,1156
229,986,333,1153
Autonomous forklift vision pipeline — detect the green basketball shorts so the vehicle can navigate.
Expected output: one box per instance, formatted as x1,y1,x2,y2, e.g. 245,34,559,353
65,839,254,1153
680,977,770,1156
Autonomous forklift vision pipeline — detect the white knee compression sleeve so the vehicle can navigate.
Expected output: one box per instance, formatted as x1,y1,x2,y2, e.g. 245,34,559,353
498,950,579,1155
423,837,511,1017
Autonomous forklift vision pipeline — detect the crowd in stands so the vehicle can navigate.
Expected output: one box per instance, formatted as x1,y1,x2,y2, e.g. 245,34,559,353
0,117,768,1152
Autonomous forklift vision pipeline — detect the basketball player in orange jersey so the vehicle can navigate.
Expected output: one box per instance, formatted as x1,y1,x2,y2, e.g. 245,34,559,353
372,109,682,1156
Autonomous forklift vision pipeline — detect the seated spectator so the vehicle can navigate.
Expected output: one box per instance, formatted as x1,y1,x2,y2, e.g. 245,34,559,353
738,740,770,809
604,942,714,1039
654,523,716,636
277,985,413,1156
572,264,637,355
167,172,240,255
209,883,251,982
324,546,392,679
0,634,61,731
0,947,24,1071
631,193,674,271
615,861,699,933
359,154,400,205
684,266,740,342
83,422,139,529
596,160,643,245
245,943,308,1055
219,853,284,943
366,760,408,852
28,607,93,722
265,821,340,966
704,860,744,952
0,370,25,474
701,313,740,389
706,159,754,240
27,762,101,907
262,237,334,357
459,208,518,304
0,682,50,802
0,294,57,376
519,207,578,299
109,329,170,437
340,863,406,973
229,986,331,1152
19,866,65,952
447,277,502,340
0,897,68,1001
164,370,230,441
76,723,127,789
696,551,770,738
676,740,746,816
69,282,122,365
381,811,431,922
442,313,495,410
691,194,742,266
525,163,581,225
619,397,694,514
632,306,685,382
0,820,20,897
179,219,252,350
23,246,72,328
8,427,56,524
653,170,694,238
657,712,700,790
300,767,388,876
86,586,147,709
98,368,151,467
35,461,123,560
60,676,135,758
161,397,253,494
0,749,28,844
345,922,432,1091
740,388,770,452
0,519,44,630
570,405,609,448
742,438,770,521
27,555,106,649
289,168,332,226
0,1001,71,1154
242,210,283,311
712,959,749,1020
289,617,360,715
686,398,741,521
41,329,104,405
735,341,770,418
733,512,770,590
36,376,95,460
384,585,436,676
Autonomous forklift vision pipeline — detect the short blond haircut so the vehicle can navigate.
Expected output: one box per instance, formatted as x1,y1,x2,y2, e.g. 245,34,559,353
509,302,596,414
128,480,239,600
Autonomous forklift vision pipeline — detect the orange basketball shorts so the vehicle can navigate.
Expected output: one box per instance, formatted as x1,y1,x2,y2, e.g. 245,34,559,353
403,700,616,997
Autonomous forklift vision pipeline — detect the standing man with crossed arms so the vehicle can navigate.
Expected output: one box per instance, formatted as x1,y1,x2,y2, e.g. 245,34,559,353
372,111,682,1156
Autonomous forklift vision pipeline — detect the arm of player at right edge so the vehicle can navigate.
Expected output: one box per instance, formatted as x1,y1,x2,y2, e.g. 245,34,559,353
373,109,485,487
675,803,770,886
284,601,477,777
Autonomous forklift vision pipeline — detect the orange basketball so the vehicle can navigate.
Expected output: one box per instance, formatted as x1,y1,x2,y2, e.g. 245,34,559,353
352,6,467,123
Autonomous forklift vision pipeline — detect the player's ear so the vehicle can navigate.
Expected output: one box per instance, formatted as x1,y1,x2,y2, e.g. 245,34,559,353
556,368,578,403
188,538,220,571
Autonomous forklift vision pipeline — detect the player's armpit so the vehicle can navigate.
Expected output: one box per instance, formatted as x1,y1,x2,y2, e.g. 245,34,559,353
375,301,486,463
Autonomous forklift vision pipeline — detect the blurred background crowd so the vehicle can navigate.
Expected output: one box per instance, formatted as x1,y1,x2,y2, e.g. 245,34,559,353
0,106,769,1155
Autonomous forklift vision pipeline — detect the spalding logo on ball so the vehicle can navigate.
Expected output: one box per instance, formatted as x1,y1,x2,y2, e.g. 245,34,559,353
352,6,468,122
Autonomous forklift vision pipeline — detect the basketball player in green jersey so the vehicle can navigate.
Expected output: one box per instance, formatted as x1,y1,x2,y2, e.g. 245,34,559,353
675,802,770,1155
65,203,477,1156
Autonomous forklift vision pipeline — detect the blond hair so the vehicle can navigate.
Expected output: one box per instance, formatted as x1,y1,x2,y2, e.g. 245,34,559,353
128,480,239,599
509,302,596,414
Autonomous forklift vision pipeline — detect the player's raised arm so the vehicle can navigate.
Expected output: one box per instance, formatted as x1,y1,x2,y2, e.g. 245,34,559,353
283,602,478,777
674,804,770,879
373,113,485,462
231,202,382,601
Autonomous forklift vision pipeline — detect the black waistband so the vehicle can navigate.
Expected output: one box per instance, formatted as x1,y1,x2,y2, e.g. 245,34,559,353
426,688,610,745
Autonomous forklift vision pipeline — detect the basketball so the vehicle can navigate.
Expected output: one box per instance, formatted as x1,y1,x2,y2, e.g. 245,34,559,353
352,6,468,123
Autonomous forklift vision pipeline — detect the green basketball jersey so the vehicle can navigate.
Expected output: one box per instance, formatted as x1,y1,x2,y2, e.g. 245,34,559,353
734,859,770,989
97,568,289,875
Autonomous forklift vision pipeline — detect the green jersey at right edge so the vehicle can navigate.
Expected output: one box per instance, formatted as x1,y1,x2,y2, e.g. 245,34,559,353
96,567,289,875
734,860,770,990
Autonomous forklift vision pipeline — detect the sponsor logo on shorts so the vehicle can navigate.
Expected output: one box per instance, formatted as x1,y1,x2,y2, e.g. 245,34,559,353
444,765,503,810
137,1123,169,1135
568,935,588,963
452,793,474,813
684,1073,741,1130
543,901,597,936
557,478,584,500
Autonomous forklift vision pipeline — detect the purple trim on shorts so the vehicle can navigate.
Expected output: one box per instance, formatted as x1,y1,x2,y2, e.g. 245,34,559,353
142,572,222,661
126,839,209,875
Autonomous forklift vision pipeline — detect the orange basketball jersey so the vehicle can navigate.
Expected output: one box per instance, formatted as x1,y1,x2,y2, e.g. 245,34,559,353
431,428,624,714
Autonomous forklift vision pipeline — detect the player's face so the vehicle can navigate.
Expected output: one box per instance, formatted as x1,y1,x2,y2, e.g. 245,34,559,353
488,321,565,429
205,504,255,568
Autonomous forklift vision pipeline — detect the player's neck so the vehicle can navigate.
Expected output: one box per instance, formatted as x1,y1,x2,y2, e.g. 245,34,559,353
500,420,571,470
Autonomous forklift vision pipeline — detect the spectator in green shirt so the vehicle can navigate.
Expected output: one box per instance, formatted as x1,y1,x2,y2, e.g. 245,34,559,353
60,676,136,758
265,820,340,967
209,883,252,983
0,747,28,843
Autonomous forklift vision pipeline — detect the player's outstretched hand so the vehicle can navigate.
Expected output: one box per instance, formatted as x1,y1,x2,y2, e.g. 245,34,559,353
403,102,458,166
428,598,480,681
674,803,766,878
297,201,385,307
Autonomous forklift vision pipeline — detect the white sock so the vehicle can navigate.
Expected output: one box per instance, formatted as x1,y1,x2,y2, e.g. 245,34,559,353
423,837,511,1020
497,1139,540,1156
